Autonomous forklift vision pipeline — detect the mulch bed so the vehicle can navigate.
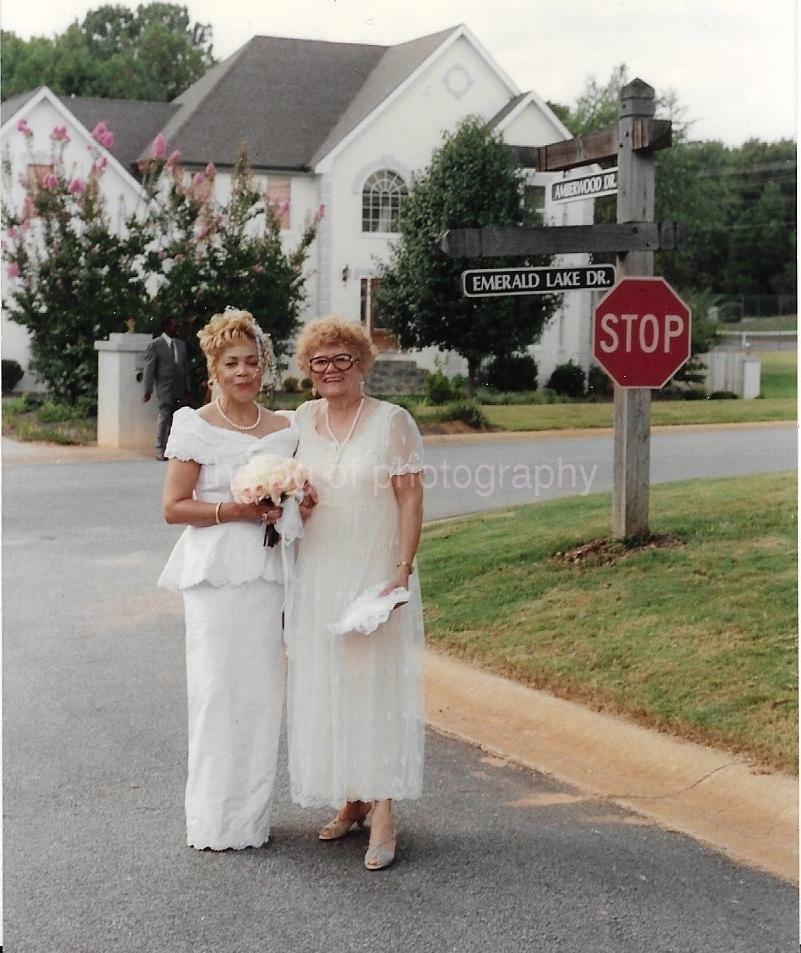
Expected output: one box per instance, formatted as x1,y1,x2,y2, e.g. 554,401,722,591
552,533,685,568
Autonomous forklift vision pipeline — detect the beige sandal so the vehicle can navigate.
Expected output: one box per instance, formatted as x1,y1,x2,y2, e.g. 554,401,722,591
318,808,370,841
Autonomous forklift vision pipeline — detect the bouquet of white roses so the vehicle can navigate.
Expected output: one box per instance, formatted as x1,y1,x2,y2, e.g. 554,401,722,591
230,453,310,547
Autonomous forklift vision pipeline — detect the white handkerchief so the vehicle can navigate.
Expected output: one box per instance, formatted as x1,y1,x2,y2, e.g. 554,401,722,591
327,581,410,636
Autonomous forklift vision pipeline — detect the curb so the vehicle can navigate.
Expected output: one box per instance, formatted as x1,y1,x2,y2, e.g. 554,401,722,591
424,650,798,884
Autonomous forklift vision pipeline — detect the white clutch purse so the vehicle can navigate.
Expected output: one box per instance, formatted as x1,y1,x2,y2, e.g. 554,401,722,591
327,581,410,636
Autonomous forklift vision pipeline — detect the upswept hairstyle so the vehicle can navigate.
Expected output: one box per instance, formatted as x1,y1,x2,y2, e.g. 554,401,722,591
295,315,378,373
197,308,279,389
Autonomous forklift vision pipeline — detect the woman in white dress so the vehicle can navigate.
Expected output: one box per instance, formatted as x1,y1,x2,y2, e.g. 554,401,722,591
158,309,301,851
286,316,426,870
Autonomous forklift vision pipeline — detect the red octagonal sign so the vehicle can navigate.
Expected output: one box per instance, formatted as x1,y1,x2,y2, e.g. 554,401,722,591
593,277,692,388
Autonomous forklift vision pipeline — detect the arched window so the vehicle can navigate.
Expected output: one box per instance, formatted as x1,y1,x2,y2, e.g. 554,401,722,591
362,170,407,233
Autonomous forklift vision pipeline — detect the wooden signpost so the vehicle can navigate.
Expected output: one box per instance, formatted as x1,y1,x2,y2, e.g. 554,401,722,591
440,78,678,538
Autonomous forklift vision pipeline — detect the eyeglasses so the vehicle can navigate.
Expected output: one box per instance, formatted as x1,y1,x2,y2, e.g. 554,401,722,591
309,354,358,373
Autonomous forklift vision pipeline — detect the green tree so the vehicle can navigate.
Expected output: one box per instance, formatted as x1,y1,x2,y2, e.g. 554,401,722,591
1,3,215,101
376,117,557,394
137,145,323,399
725,181,795,296
1,130,149,404
2,123,322,405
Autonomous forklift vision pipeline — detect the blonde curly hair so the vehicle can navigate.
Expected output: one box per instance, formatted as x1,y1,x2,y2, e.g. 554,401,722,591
197,308,278,388
295,316,377,373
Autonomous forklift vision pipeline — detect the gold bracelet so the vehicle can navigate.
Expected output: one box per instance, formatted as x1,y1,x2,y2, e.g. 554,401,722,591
396,560,414,575
215,501,223,525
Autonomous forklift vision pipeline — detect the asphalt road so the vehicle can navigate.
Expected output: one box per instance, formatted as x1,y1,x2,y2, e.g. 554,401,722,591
2,426,797,952
422,423,797,518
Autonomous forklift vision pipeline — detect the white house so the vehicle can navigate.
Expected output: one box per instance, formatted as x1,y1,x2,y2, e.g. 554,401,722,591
1,24,599,391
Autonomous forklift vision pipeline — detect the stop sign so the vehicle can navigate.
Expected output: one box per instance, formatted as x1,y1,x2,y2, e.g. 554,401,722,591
593,277,692,388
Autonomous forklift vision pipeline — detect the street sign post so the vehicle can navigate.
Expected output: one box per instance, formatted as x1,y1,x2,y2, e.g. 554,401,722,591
463,264,615,297
440,77,676,538
593,277,691,388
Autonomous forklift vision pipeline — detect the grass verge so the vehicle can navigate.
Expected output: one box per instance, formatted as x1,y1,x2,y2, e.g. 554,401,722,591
754,350,797,400
419,472,798,772
412,398,796,432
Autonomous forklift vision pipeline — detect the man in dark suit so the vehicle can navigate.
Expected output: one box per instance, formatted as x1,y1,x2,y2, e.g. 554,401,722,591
142,317,189,460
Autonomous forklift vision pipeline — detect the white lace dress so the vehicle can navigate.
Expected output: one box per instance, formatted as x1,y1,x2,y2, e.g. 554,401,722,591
158,406,298,849
286,399,426,808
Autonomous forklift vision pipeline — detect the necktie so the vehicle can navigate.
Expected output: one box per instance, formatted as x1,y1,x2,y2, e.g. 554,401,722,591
171,339,179,365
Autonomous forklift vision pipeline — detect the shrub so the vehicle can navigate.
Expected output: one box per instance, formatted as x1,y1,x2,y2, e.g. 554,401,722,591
449,374,469,396
587,365,613,399
546,360,586,398
709,390,739,400
483,353,538,392
283,376,299,393
437,400,489,429
383,395,417,417
424,369,456,405
2,359,24,394
300,377,313,392
682,387,707,400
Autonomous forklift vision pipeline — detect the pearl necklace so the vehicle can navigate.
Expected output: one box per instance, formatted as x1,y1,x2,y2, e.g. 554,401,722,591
215,396,262,431
324,397,364,460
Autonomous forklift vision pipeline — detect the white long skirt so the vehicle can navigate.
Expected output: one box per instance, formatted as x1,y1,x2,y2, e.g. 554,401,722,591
183,579,285,850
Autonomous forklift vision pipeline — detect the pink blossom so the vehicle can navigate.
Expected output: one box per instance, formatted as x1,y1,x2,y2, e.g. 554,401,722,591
93,156,108,173
6,226,19,240
68,178,86,195
7,262,20,279
100,130,115,149
20,196,34,223
51,125,69,142
90,121,108,142
166,149,181,167
194,221,211,241
43,173,59,189
151,133,167,160
204,162,216,178
192,172,205,187
315,203,326,223
16,118,32,137
279,200,290,215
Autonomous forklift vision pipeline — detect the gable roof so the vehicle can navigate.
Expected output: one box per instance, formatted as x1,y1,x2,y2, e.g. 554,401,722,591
64,96,180,171
1,88,179,173
309,27,458,167
149,28,460,172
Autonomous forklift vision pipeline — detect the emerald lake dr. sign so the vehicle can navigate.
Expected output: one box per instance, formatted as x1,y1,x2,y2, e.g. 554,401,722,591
552,168,618,203
462,264,616,297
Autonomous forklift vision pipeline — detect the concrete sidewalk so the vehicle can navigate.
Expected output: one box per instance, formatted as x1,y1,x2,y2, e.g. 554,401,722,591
426,652,798,883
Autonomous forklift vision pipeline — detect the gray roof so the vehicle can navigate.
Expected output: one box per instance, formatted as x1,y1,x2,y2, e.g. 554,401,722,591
153,28,459,171
1,90,39,124
487,93,530,130
2,88,178,173
2,28,462,175
64,97,179,172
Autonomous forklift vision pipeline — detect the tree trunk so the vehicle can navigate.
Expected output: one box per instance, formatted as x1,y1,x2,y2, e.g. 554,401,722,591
466,356,479,397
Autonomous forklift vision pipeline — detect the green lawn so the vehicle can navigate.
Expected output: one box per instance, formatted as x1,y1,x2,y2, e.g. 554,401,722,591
412,397,795,432
419,472,798,772
755,350,797,400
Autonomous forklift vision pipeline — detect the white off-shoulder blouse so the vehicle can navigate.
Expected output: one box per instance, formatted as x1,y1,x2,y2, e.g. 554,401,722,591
157,406,299,591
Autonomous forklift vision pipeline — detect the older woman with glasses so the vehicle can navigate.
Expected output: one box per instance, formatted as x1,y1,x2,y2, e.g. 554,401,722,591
286,315,425,870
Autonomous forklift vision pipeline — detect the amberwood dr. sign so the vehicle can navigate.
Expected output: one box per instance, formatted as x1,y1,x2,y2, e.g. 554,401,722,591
552,168,617,203
462,264,615,297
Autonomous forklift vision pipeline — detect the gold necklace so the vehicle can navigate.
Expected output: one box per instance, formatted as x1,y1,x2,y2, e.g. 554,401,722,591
215,396,261,431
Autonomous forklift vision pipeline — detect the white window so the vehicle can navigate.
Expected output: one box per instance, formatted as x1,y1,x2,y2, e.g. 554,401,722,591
362,170,407,233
